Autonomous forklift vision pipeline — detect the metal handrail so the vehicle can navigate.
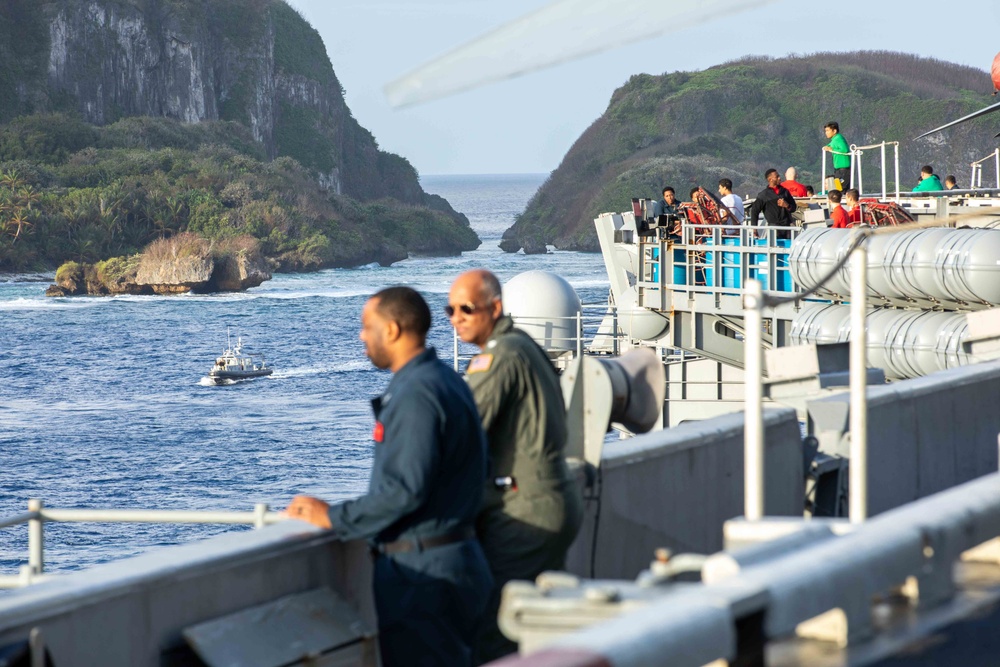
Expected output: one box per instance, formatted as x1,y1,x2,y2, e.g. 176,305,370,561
850,141,901,200
0,500,282,588
634,223,803,306
451,304,628,370
971,148,1000,189
821,140,901,199
821,144,856,194
0,512,38,531
504,471,1000,666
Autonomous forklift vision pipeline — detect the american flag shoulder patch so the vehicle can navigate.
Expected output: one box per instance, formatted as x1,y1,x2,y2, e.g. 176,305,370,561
468,354,494,374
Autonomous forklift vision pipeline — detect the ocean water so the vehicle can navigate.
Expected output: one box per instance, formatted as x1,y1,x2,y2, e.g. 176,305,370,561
0,174,609,575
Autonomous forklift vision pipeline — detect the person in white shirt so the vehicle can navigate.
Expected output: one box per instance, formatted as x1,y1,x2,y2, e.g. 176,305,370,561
717,178,744,236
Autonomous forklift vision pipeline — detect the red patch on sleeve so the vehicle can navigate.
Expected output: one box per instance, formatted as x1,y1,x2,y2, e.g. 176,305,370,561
373,421,384,443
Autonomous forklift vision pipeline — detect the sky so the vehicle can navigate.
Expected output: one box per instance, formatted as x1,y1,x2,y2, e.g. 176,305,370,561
284,0,1000,176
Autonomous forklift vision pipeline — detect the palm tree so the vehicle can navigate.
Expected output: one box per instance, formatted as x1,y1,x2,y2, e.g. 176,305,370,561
16,185,40,211
0,169,24,192
8,208,33,244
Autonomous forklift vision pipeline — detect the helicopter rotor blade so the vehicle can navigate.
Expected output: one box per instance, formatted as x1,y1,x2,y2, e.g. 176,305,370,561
384,0,775,108
915,99,1000,140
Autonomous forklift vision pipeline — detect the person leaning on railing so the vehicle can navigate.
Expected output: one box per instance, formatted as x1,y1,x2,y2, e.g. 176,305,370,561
823,121,852,189
287,286,493,667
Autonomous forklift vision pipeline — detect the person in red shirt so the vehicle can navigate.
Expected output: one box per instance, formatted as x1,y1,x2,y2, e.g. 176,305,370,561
780,167,809,198
844,188,862,224
829,189,850,228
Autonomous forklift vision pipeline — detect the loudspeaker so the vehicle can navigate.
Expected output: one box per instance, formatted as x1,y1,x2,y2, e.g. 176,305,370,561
597,349,666,433
561,347,666,466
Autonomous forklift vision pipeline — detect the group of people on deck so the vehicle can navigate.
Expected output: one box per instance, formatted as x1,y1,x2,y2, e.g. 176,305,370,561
655,120,965,237
655,167,807,241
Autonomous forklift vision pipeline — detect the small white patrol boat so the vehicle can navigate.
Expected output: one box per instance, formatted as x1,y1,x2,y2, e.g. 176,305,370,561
208,333,272,384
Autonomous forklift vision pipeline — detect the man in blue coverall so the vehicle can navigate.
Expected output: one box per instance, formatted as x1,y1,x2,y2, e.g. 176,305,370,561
287,286,493,667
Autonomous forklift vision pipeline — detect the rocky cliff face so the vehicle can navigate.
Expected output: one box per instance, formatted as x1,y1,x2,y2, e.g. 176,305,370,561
5,0,444,209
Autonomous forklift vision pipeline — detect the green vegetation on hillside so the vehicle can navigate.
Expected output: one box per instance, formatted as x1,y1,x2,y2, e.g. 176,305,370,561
271,1,336,84
0,114,478,272
507,51,999,252
0,0,479,273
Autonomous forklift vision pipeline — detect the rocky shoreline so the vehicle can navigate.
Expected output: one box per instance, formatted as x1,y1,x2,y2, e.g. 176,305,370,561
45,234,271,297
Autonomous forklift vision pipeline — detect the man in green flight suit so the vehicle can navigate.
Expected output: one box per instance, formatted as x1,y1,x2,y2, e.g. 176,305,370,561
447,269,584,665
823,121,852,190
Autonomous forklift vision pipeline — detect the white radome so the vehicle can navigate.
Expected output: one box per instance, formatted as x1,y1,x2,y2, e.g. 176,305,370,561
504,270,582,351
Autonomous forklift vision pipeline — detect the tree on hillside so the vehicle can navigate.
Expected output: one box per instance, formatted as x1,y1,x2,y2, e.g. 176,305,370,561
0,169,34,244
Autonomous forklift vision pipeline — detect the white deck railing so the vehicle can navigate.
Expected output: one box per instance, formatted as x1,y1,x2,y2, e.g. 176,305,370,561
851,141,901,200
820,140,901,199
971,148,1000,189
0,500,282,589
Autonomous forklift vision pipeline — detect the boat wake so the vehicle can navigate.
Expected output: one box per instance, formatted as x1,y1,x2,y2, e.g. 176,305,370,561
0,297,107,310
271,360,370,378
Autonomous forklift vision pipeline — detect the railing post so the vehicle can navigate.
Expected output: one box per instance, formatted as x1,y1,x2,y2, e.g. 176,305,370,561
453,329,459,372
855,148,863,195
894,143,900,200
28,499,43,575
29,627,44,667
821,148,827,193
850,243,868,523
880,142,887,199
612,307,619,356
995,148,999,190
254,503,268,529
576,311,583,359
744,279,765,521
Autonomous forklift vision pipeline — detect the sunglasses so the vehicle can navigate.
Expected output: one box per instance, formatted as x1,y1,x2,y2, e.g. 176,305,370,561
444,302,481,317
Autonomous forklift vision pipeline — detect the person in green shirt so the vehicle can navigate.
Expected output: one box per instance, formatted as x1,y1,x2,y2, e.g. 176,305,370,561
823,121,852,190
913,165,945,192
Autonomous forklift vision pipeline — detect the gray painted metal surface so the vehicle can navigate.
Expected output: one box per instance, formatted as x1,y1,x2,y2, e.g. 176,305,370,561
808,359,1000,516
499,472,1000,667
0,521,375,667
184,587,374,667
566,406,804,579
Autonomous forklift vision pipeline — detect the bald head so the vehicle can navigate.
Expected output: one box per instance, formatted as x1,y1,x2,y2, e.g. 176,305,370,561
453,269,502,303
785,167,797,181
448,270,504,348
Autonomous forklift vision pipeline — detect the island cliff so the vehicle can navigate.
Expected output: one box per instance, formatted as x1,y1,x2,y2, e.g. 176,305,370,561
0,0,479,275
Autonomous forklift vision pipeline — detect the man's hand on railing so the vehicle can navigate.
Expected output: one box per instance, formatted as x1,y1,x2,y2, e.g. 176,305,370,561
285,495,333,529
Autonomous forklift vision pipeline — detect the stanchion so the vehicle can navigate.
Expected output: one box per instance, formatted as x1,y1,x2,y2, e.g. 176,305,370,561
744,279,764,521
849,243,868,523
